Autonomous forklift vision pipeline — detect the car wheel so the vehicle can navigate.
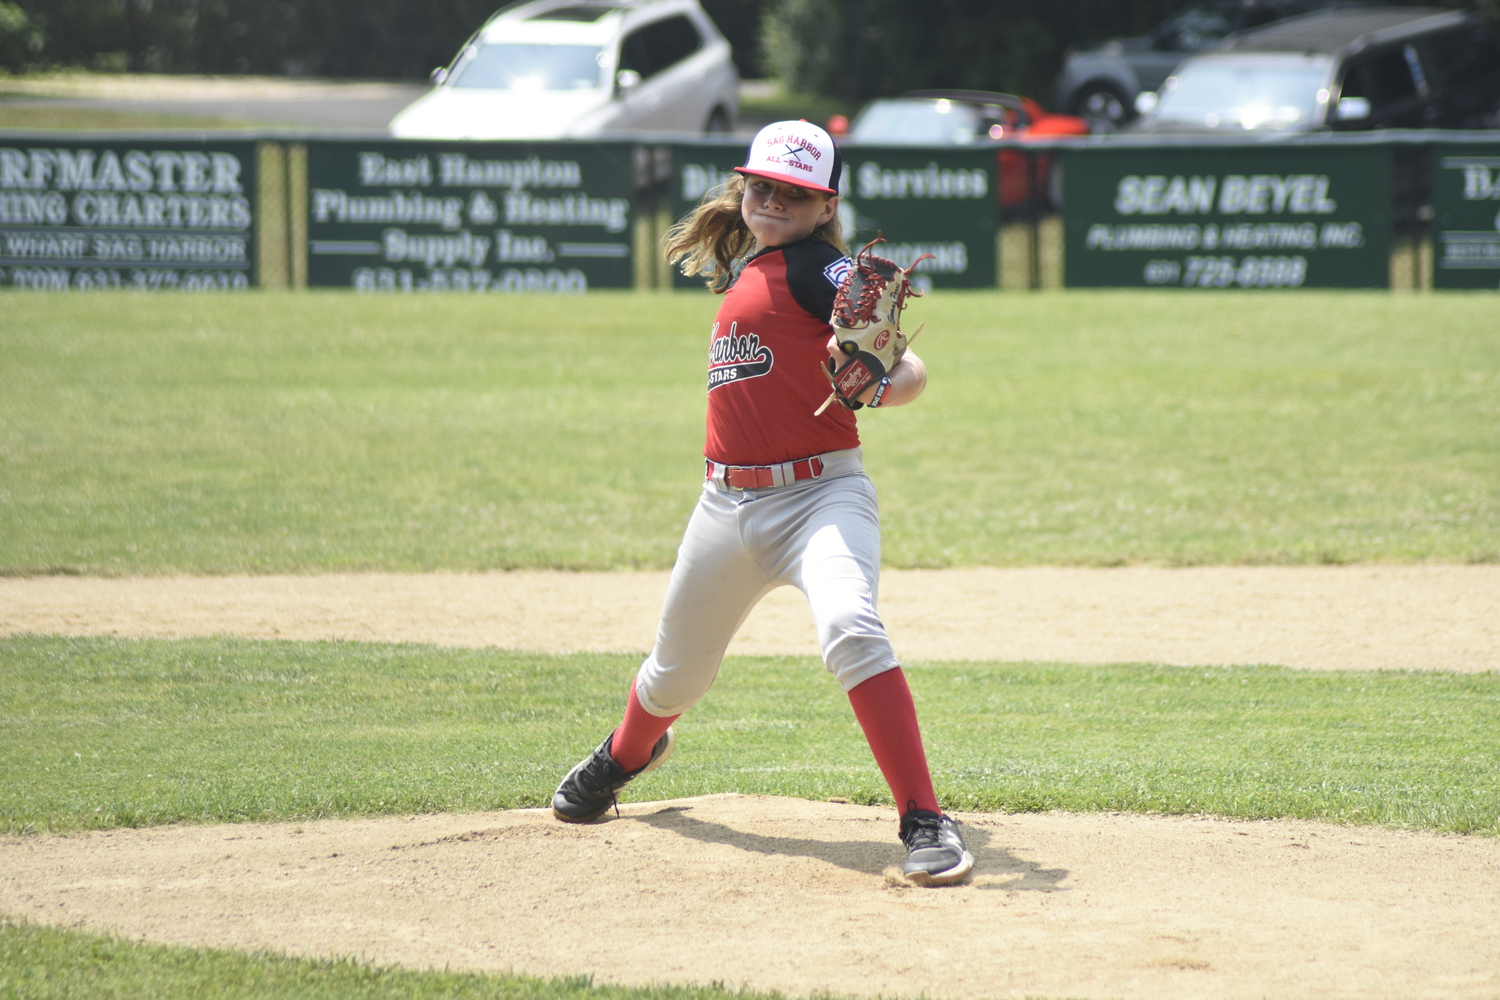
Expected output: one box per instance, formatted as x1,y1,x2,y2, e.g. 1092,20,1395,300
1073,84,1130,133
704,106,732,134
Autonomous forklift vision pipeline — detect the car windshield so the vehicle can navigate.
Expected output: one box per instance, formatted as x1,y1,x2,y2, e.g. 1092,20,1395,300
848,100,982,144
1154,55,1334,128
450,42,605,90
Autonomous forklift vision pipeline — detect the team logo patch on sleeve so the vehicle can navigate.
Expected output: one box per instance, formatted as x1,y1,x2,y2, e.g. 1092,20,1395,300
707,321,775,391
823,257,852,288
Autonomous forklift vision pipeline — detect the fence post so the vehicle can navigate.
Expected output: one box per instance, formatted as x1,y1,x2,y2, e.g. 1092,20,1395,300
1027,151,1042,290
287,143,308,290
255,142,288,288
633,213,656,289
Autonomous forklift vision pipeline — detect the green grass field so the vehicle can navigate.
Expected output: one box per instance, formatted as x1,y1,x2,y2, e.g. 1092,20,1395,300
5,635,1496,837
3,287,1497,999
0,916,795,1000
2,290,1496,574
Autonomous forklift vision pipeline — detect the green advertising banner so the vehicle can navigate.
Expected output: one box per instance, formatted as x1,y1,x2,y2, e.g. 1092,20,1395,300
665,139,738,291
840,146,997,290
667,141,998,290
0,139,257,290
306,141,636,292
1063,145,1390,289
1431,145,1500,290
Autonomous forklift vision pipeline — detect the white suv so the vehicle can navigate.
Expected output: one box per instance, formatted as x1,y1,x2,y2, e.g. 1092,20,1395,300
389,0,738,139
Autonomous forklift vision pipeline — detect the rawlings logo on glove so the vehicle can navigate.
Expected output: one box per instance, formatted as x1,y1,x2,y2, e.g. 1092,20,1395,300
815,235,932,415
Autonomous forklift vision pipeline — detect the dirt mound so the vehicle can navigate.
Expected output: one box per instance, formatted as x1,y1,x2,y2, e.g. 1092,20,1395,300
2,795,1497,1000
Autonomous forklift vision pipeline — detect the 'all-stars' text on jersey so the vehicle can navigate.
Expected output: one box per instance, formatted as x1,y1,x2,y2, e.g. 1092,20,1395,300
704,236,857,466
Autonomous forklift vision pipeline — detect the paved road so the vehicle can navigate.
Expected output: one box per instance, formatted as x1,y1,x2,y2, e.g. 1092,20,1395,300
0,75,769,134
0,78,429,131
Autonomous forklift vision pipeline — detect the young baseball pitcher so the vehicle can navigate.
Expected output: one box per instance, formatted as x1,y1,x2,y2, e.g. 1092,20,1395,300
551,120,973,886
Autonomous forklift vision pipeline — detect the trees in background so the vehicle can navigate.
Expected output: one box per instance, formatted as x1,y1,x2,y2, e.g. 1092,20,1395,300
4,0,497,76
765,0,1184,105
1,0,767,77
5,0,1487,110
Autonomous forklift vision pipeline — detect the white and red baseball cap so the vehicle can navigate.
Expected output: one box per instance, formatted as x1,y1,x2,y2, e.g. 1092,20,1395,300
734,120,842,195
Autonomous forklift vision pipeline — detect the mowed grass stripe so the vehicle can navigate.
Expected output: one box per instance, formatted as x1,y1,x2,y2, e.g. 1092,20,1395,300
2,290,1496,574
3,635,1496,837
0,916,779,1000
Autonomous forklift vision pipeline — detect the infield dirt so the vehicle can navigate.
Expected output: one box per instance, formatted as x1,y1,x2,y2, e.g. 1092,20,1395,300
2,566,1498,999
3,564,1498,671
2,796,1498,1000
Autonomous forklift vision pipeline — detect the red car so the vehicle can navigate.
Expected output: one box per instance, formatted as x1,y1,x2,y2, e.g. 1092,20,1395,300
832,89,1090,209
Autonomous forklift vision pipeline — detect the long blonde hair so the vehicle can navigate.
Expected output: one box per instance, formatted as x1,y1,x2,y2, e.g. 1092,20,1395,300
664,174,846,293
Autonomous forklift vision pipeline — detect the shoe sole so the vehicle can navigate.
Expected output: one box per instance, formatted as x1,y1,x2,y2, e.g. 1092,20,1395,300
904,849,975,887
551,802,611,824
551,729,676,824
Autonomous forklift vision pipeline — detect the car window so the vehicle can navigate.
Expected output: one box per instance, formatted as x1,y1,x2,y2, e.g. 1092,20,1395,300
847,100,983,144
451,42,605,90
618,15,703,80
527,5,624,21
1153,3,1238,52
1418,27,1498,89
1154,56,1333,128
1402,44,1429,97
1347,47,1417,112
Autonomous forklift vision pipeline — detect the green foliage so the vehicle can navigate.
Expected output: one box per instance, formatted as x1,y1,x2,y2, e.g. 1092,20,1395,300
7,0,770,80
0,916,790,1000
736,82,855,128
763,0,1188,104
0,0,43,71
1,290,1496,574
700,0,771,79
8,0,494,76
3,635,1497,837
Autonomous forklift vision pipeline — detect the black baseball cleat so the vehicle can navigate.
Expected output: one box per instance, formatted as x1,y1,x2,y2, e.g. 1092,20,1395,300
899,808,975,886
551,729,675,823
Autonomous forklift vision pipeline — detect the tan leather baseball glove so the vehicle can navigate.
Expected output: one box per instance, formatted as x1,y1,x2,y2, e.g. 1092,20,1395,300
816,235,931,414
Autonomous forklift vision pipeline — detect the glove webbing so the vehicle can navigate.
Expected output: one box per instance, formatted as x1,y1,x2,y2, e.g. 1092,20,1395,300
832,236,932,329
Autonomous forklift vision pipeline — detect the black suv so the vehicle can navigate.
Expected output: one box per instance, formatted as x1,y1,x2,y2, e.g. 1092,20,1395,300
1055,0,1370,130
1129,7,1500,132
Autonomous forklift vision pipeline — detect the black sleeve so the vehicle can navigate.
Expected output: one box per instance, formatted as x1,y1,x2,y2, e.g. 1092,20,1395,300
781,238,849,322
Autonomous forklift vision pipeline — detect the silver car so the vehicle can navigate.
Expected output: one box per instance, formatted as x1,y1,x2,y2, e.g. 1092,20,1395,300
1129,7,1500,133
1054,0,1366,131
390,0,738,139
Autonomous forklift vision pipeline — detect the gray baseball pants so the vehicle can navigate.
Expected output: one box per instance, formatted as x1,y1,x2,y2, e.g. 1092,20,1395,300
633,448,900,717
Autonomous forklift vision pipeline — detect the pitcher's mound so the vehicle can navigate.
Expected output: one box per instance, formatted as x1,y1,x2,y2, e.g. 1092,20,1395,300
2,794,1498,1000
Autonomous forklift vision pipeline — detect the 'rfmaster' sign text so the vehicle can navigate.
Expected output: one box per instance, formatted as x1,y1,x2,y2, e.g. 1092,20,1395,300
0,145,254,290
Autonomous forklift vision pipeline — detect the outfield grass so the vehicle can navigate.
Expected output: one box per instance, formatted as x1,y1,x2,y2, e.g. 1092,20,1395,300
0,916,785,1000
3,635,1496,837
2,290,1496,574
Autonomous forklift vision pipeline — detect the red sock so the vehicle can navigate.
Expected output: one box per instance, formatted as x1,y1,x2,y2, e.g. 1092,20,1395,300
846,667,940,815
609,680,679,773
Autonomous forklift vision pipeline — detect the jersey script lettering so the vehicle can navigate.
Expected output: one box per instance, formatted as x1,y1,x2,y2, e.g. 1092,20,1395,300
707,320,775,391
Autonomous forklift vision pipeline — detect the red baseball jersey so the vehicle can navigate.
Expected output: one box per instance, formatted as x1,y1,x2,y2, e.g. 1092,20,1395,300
704,236,858,466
